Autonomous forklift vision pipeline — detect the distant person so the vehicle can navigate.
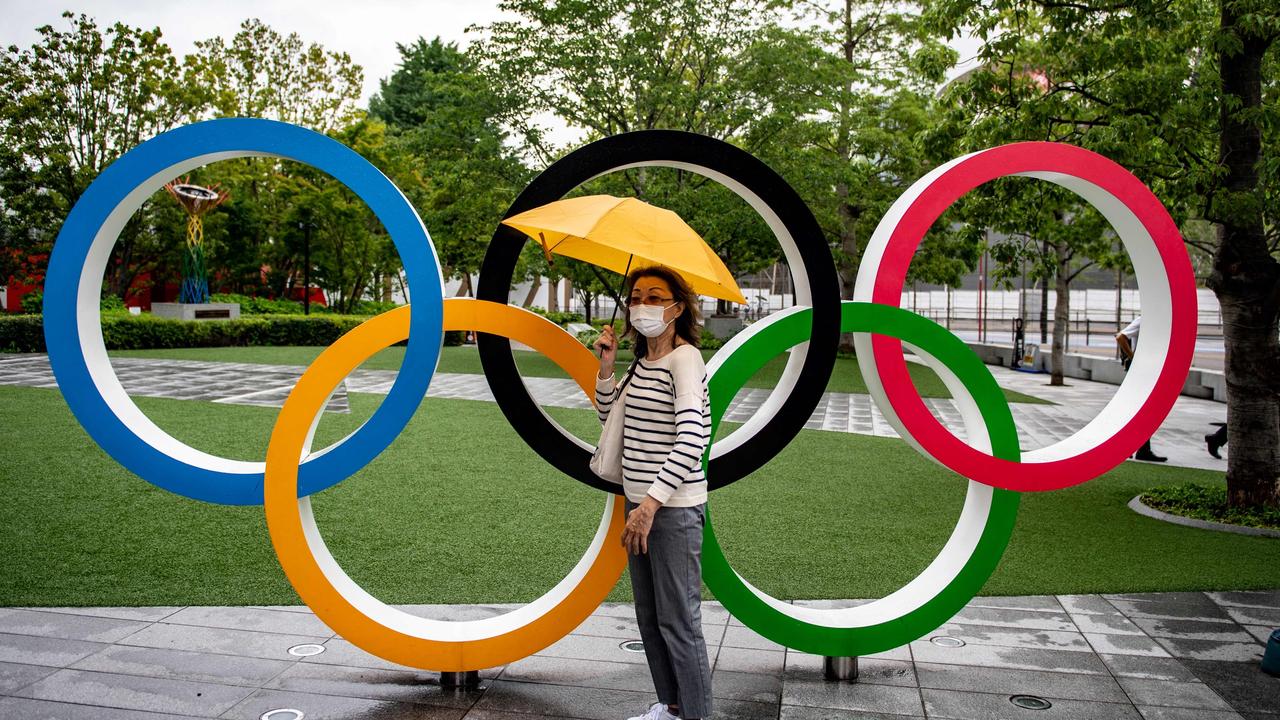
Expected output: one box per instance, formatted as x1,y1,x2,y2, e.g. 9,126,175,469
1206,423,1228,458
1116,316,1167,462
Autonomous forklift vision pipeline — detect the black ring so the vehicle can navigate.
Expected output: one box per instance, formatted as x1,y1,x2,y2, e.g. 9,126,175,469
477,130,839,493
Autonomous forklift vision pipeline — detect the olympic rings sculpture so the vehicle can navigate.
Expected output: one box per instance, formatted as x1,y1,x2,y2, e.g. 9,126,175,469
44,118,1196,670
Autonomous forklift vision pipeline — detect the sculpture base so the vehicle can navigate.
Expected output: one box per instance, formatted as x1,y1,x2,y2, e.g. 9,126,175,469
439,670,481,688
151,302,240,321
823,656,859,682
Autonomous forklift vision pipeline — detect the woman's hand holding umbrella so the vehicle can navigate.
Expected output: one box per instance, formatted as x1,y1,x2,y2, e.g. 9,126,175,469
593,325,618,378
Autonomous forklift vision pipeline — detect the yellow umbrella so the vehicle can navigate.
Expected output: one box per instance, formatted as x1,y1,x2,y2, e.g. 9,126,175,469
500,194,748,305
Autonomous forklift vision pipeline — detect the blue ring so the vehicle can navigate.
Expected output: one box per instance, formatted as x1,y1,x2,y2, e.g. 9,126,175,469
43,118,444,505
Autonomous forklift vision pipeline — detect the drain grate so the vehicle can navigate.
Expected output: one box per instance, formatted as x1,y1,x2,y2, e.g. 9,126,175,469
929,635,966,648
620,640,646,653
287,644,325,657
1010,695,1052,710
260,710,304,720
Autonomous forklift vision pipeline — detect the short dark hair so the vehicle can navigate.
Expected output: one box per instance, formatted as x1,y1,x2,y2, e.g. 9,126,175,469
623,265,702,357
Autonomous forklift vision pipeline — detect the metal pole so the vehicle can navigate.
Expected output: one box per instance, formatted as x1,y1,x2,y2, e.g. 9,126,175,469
823,656,859,682
439,671,481,688
302,221,312,316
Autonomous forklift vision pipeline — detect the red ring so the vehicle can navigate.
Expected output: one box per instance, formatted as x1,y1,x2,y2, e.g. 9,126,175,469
867,142,1196,491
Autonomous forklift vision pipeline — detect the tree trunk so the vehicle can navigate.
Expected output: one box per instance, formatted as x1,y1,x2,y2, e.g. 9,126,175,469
547,278,560,312
522,276,542,308
835,180,859,355
1207,4,1280,508
1050,240,1070,386
455,273,472,298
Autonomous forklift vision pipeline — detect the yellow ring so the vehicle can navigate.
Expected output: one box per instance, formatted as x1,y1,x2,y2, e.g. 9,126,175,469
264,299,626,670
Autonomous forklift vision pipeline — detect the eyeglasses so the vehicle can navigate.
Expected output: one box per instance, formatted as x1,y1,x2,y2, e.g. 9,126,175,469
627,295,676,307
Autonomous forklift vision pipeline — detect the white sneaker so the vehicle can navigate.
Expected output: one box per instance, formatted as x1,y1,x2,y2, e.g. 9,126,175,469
627,702,678,720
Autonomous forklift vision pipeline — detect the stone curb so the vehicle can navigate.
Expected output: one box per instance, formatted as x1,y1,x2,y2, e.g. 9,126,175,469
1128,495,1280,539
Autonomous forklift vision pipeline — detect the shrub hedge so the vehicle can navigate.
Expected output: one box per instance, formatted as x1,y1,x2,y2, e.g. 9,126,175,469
1,313,465,353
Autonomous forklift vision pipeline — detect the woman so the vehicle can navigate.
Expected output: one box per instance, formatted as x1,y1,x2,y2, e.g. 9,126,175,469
593,265,713,720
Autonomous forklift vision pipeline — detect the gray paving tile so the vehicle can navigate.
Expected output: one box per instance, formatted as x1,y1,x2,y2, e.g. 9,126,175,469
721,624,785,651
533,633,649,665
778,706,925,720
220,688,465,720
921,688,1141,719
965,595,1064,612
1117,677,1234,711
784,652,916,687
909,640,1110,675
714,646,785,675
1058,595,1121,615
0,632,107,668
162,606,333,637
914,661,1128,703
1223,605,1280,627
1105,592,1217,607
0,608,149,644
1110,600,1233,623
13,668,253,716
472,679,659,720
1131,617,1257,642
19,607,182,623
711,669,782,703
0,660,57,694
265,661,484,708
463,710,578,720
0,696,196,720
1153,637,1267,663
299,638,504,678
1085,633,1173,657
782,677,923,716
1097,654,1197,681
1071,612,1146,635
1207,591,1280,610
947,606,1075,632
1135,707,1246,720
499,656,655,694
1181,659,1280,716
118,623,327,662
934,622,1090,652
71,644,293,687
1243,625,1274,644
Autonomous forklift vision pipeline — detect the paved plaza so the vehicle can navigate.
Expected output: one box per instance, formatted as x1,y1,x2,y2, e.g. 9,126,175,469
0,352,1270,718
0,591,1276,719
0,352,1230,472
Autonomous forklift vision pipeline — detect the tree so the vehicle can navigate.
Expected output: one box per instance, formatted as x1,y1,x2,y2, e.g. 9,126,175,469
471,0,825,303
925,0,1279,506
770,0,957,350
186,18,362,133
0,12,203,298
369,38,530,294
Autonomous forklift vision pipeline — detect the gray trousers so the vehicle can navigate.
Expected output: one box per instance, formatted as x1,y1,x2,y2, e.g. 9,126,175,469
626,500,713,719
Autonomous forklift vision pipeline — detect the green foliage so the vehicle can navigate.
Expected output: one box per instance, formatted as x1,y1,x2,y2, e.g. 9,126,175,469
19,291,43,314
0,315,43,351
525,307,585,326
1143,484,1280,530
186,18,363,133
0,314,373,353
369,37,530,290
99,295,127,313
209,293,303,315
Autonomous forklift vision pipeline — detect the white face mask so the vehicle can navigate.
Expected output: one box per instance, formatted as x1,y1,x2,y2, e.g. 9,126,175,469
629,303,675,338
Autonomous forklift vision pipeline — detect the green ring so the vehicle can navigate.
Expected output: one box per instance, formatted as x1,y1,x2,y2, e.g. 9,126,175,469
702,301,1021,656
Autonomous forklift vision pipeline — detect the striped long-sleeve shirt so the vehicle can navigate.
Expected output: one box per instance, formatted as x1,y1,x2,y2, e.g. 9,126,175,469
595,344,710,507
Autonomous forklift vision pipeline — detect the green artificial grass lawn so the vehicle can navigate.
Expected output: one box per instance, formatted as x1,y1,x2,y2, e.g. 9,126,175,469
110,344,1049,405
1142,485,1280,530
1,384,1274,608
